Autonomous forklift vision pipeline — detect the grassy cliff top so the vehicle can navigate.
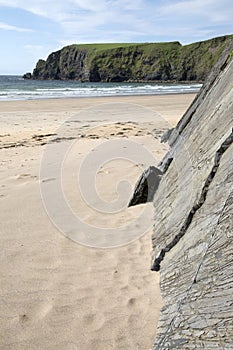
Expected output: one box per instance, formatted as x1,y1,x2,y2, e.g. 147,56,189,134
31,34,233,82
63,41,181,51
61,35,232,53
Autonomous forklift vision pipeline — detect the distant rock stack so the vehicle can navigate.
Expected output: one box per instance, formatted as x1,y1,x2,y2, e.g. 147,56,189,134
23,72,32,79
151,38,233,349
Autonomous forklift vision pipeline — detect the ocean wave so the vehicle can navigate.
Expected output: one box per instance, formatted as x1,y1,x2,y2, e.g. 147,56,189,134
0,76,202,101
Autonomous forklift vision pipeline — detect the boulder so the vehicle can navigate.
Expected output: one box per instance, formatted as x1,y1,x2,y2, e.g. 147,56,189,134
128,166,162,207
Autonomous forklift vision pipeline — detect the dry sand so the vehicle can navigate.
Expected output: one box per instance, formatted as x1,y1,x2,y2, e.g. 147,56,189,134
0,94,195,349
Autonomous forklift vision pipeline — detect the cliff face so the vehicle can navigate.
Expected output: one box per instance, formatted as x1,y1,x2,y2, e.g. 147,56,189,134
151,39,233,348
29,35,232,82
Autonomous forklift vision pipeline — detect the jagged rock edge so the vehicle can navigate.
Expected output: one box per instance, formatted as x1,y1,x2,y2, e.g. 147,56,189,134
151,127,233,272
128,166,163,207
162,37,233,149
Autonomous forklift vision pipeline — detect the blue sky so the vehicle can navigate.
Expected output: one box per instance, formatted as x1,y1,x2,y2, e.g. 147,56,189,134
0,0,232,74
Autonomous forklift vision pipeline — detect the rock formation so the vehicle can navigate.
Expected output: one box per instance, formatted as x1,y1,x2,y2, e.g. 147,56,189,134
151,38,233,349
25,35,232,83
128,166,162,207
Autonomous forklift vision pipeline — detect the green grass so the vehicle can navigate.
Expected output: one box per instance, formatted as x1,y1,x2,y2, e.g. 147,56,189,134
66,41,181,52
33,34,233,81
65,43,139,51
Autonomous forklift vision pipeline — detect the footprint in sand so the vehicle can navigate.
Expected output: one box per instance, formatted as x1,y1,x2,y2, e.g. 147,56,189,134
127,297,136,306
83,313,96,325
19,314,29,323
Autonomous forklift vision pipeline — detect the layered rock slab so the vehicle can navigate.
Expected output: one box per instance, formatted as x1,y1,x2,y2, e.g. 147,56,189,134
152,41,233,349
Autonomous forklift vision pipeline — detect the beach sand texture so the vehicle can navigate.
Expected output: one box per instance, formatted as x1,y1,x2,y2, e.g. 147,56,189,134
0,94,195,349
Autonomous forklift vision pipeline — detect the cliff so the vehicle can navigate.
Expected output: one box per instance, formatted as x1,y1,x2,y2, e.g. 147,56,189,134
26,35,232,82
151,38,233,348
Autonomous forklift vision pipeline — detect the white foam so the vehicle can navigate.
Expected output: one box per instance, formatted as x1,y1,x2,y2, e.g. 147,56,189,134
0,76,202,101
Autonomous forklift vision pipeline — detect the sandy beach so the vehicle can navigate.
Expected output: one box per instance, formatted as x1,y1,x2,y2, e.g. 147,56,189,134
0,94,195,349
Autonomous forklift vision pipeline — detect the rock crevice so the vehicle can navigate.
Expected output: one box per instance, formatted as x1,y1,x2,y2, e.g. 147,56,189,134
151,128,233,272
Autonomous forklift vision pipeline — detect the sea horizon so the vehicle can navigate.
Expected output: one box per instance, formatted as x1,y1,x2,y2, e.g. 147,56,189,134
0,75,201,101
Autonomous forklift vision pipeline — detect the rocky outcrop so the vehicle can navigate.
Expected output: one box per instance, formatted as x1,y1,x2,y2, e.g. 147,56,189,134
22,72,32,79
128,166,162,207
32,48,90,81
151,38,233,348
26,35,232,82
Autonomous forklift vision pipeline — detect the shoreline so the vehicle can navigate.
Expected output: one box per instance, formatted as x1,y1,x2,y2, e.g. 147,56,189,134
0,75,201,102
0,90,198,103
0,92,196,110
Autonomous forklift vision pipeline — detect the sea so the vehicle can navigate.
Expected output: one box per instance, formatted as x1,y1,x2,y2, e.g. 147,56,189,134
0,75,202,101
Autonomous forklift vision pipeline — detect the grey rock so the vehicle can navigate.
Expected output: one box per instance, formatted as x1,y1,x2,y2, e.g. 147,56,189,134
152,38,233,349
160,128,174,143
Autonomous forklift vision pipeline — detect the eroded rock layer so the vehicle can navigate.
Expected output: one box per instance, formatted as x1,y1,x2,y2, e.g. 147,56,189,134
152,39,233,349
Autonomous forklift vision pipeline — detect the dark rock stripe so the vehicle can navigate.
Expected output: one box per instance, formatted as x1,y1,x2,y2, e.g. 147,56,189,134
151,128,233,272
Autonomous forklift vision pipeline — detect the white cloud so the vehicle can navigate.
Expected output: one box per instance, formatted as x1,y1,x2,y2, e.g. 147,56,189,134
0,0,232,45
24,44,44,51
0,21,33,32
1,0,232,74
23,44,50,64
159,0,232,23
160,0,214,14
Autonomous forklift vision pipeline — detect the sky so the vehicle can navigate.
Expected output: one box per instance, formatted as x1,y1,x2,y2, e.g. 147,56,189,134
0,0,232,74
